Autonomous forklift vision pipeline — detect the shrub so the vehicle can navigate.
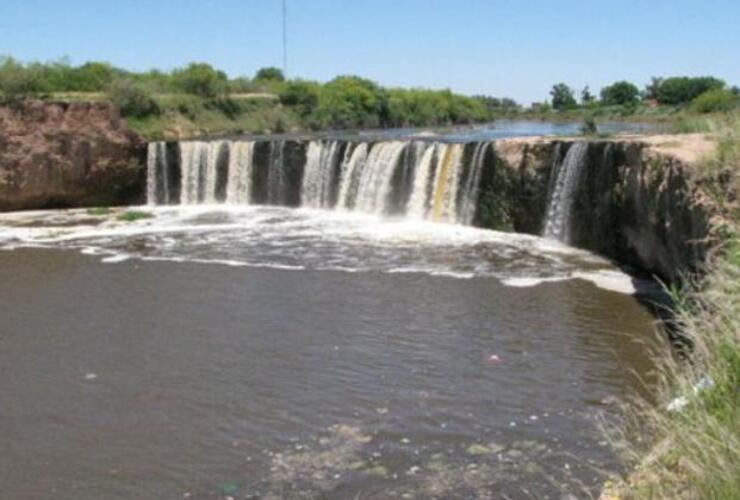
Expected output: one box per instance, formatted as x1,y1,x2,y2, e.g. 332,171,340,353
254,67,285,82
0,56,47,104
691,89,739,114
600,80,640,106
106,79,159,118
171,63,228,97
279,80,320,117
227,76,255,93
580,115,598,135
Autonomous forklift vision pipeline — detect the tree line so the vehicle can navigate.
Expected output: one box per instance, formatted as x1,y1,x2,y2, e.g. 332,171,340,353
0,56,519,130
548,77,739,114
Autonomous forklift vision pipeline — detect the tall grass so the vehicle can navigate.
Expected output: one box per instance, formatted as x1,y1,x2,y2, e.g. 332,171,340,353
608,113,739,499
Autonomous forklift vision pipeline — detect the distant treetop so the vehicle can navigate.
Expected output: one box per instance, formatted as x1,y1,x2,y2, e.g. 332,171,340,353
254,67,285,82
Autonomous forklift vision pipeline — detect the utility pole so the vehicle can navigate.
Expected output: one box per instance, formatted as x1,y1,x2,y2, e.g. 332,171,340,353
282,0,288,77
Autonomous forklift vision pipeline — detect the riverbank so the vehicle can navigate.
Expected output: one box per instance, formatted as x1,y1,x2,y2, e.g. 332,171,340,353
603,114,738,499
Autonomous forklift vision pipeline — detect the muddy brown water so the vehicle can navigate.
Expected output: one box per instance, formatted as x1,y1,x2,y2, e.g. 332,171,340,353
0,208,659,499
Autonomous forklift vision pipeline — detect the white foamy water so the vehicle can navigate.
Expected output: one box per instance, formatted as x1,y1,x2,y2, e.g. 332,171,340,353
0,206,640,294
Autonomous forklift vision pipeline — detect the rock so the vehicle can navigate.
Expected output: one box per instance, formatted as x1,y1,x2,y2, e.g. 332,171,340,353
0,100,146,211
487,137,718,283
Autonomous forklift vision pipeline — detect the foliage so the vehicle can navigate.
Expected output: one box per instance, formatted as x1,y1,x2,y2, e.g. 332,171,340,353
386,88,490,127
106,79,159,118
690,89,739,114
579,115,598,135
656,76,726,105
0,56,48,104
550,83,577,110
227,76,255,93
472,95,520,114
644,77,663,100
600,80,640,106
278,80,321,117
254,67,285,82
312,75,389,129
171,63,228,97
580,86,594,105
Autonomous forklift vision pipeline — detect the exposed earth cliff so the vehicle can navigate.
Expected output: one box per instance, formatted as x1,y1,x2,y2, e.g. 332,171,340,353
0,101,146,211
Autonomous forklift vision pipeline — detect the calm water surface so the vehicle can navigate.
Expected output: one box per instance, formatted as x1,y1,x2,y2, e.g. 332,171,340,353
0,207,659,499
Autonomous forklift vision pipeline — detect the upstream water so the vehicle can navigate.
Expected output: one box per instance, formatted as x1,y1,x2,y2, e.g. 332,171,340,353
0,206,659,499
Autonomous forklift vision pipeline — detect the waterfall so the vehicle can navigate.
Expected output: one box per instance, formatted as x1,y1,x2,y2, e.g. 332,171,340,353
406,144,436,219
430,143,464,222
267,140,286,205
146,142,169,205
180,142,210,205
543,142,589,243
458,141,489,225
354,141,408,214
204,141,226,204
336,143,368,210
225,141,255,204
301,141,340,208
145,138,491,225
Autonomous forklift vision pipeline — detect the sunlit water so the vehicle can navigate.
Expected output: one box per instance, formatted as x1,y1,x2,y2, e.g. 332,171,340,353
0,207,659,499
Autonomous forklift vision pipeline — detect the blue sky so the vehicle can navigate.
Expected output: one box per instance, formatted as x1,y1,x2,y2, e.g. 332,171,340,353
2,0,738,103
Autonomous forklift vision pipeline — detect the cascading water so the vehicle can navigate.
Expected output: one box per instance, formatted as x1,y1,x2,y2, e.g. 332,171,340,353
267,140,286,205
204,141,226,204
179,141,208,205
336,143,368,210
301,141,341,208
458,141,489,225
430,143,465,222
225,141,255,205
147,142,169,205
543,142,589,243
146,137,511,226
354,141,408,214
405,144,436,219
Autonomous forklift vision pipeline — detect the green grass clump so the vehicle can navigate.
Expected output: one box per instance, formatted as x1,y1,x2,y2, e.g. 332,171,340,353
86,206,112,216
116,210,153,222
610,114,739,500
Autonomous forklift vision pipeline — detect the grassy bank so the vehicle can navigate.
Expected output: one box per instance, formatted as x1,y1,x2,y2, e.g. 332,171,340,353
606,113,739,499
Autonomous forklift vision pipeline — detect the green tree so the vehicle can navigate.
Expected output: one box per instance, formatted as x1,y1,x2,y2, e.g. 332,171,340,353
172,63,227,97
279,80,320,117
644,77,663,100
600,81,640,106
254,67,285,82
314,75,389,129
655,76,725,105
74,62,119,91
581,86,594,104
550,83,577,110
